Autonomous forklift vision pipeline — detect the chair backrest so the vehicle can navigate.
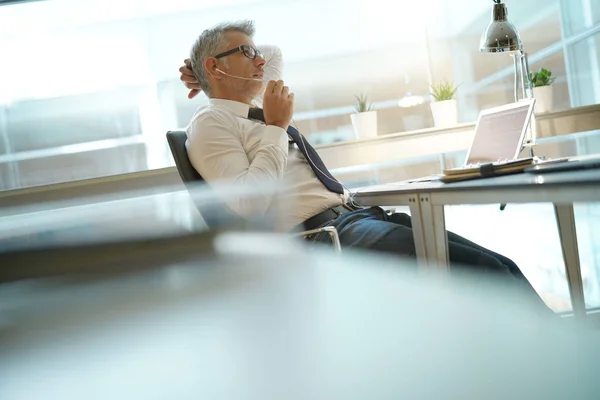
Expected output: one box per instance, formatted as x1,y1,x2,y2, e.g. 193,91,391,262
166,130,203,184
165,131,299,234
165,130,250,230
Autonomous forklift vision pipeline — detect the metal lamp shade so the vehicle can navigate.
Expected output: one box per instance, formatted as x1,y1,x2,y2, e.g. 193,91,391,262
479,2,522,53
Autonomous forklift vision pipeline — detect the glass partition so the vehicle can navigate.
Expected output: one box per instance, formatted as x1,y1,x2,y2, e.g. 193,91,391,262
0,177,292,256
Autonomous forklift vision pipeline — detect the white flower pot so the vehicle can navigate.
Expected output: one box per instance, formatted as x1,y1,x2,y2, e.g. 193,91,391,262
350,110,377,139
533,85,553,113
430,99,458,128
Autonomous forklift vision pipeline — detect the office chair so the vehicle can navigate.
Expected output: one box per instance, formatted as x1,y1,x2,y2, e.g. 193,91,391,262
165,131,341,252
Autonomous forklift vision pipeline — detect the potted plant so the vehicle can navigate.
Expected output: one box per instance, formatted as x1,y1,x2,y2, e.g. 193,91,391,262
350,93,377,139
529,68,556,113
429,81,459,128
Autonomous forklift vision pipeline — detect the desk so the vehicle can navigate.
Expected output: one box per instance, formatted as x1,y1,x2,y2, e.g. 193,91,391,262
353,168,600,317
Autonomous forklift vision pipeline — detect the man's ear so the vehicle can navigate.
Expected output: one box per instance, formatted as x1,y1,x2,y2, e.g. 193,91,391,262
204,57,222,79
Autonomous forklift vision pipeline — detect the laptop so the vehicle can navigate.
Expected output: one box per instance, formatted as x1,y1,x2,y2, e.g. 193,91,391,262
407,99,536,183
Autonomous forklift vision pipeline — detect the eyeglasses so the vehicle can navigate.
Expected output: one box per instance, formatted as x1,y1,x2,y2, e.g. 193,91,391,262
214,45,264,60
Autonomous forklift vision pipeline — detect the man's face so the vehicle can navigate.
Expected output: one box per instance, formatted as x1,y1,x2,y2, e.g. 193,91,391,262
217,31,266,99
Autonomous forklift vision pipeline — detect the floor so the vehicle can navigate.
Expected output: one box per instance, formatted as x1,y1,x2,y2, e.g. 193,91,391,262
442,203,600,313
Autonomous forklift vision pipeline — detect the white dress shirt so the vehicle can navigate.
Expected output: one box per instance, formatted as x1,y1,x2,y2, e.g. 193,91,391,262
186,45,345,231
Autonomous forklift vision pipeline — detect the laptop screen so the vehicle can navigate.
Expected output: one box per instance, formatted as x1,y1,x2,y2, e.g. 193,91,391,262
465,101,534,165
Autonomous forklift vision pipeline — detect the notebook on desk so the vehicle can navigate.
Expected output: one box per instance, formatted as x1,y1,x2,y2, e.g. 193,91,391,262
441,157,535,182
439,99,537,182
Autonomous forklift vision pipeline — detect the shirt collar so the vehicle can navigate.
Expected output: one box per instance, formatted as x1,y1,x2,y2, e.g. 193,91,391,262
208,98,250,118
208,98,294,142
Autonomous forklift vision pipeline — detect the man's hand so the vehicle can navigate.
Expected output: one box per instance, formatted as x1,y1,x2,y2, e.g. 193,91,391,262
179,59,201,99
263,80,294,130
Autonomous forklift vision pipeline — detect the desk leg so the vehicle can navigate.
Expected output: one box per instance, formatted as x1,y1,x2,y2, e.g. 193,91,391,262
408,196,429,270
432,205,449,268
554,204,586,318
419,195,449,270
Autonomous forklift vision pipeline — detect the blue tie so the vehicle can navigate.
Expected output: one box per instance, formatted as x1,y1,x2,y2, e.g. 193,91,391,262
248,108,344,194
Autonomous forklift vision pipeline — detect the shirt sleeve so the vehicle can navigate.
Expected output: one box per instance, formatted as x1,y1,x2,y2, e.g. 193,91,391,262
186,110,289,217
253,45,283,107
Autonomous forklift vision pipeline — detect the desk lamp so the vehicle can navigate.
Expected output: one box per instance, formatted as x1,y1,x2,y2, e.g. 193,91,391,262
479,0,536,152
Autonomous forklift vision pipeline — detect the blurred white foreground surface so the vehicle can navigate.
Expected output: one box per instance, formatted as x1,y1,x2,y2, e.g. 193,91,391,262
0,231,598,400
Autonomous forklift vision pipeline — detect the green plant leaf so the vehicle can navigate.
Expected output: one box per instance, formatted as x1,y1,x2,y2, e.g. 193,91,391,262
430,81,458,101
353,93,373,113
529,67,555,87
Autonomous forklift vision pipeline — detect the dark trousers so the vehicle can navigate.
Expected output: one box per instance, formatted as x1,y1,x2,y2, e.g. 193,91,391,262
309,207,550,311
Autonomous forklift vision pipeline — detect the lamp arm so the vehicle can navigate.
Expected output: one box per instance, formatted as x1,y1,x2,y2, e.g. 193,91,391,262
519,52,528,100
523,53,532,97
513,52,520,102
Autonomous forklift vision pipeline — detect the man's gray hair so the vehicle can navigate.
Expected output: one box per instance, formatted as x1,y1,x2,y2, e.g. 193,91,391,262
190,20,255,97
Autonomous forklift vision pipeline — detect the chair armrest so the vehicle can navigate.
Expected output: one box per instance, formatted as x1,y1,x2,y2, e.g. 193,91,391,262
294,226,341,253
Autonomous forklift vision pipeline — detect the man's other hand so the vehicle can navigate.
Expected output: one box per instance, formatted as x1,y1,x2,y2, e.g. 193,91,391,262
180,59,201,99
263,80,294,130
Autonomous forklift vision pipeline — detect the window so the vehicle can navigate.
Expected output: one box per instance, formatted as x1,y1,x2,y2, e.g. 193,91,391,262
0,0,599,190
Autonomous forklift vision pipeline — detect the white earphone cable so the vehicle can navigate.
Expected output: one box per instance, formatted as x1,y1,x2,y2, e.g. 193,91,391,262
291,119,362,209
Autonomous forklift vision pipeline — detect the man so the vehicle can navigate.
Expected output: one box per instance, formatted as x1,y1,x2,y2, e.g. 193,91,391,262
181,20,549,310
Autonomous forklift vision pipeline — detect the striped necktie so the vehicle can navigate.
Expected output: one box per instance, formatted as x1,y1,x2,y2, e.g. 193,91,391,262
248,107,344,194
